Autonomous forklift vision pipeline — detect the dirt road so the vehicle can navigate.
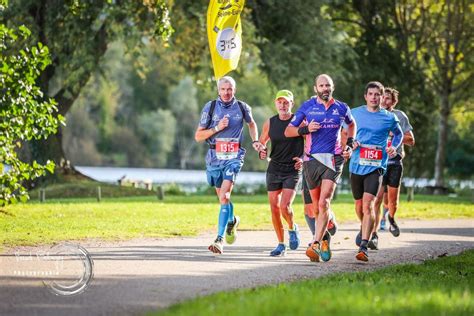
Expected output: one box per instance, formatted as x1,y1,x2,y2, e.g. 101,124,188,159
1,219,473,315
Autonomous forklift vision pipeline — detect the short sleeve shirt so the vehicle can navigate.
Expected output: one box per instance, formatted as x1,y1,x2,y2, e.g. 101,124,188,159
349,106,402,175
199,98,253,166
289,97,353,157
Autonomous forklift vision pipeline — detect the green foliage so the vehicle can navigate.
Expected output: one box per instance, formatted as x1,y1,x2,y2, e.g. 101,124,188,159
0,20,62,206
138,109,177,167
168,77,200,169
249,0,357,99
0,0,174,169
155,250,474,315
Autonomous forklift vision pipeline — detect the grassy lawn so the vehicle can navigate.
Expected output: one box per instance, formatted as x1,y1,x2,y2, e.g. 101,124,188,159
152,250,473,316
1,193,472,248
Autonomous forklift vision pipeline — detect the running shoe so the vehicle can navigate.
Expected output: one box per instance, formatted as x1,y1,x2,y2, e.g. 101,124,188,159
288,223,300,250
368,232,379,250
355,229,362,247
356,246,369,262
327,211,338,236
270,243,287,257
306,241,321,262
379,208,388,231
225,216,240,244
388,216,400,237
208,237,224,254
320,231,332,262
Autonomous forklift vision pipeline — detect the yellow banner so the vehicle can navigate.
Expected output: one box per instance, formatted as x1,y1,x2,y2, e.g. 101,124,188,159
207,0,245,79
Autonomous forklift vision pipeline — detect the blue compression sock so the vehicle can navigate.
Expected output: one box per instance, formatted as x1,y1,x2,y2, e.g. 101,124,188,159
228,201,234,224
305,214,316,236
217,203,230,238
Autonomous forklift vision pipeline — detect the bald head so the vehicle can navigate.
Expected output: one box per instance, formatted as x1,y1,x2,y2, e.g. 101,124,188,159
314,74,335,102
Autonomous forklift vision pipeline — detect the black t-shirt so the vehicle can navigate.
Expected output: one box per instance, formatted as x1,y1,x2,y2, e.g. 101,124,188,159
267,114,304,175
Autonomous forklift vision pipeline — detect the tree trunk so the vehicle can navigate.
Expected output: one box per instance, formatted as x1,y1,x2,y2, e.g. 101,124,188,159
434,92,450,193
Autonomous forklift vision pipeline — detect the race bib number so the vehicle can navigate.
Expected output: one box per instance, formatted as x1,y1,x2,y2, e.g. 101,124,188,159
215,138,240,160
359,144,382,167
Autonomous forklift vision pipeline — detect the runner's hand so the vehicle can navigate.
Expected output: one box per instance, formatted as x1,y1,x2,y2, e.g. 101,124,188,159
293,157,303,170
307,120,321,132
252,141,263,152
218,116,229,131
342,146,352,161
259,147,268,160
386,146,397,158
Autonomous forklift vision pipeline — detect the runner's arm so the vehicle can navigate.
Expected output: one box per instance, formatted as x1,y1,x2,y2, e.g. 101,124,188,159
257,120,270,159
194,117,228,142
246,119,260,151
258,119,270,147
403,130,415,146
390,123,403,149
386,123,404,157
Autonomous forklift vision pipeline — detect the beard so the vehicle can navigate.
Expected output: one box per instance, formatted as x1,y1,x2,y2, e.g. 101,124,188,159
317,90,332,101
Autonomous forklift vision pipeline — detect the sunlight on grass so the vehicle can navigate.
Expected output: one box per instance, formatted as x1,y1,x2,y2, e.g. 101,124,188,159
152,250,473,316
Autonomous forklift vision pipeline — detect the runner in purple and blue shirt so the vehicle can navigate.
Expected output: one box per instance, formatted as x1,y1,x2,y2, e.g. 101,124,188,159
285,74,356,263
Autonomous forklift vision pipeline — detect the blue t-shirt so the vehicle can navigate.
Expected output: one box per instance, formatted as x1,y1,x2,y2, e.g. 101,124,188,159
289,97,353,157
349,105,403,175
199,97,253,166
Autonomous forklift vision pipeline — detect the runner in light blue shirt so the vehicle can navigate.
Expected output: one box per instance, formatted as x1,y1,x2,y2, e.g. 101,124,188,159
349,81,403,262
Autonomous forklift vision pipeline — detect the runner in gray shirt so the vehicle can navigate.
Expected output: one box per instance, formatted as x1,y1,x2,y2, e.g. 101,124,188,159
370,87,415,250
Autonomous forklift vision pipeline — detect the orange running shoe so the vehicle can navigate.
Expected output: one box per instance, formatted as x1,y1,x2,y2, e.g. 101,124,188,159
306,242,321,262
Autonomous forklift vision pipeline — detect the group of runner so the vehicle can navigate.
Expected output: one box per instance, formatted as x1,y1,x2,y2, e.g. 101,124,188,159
195,74,414,262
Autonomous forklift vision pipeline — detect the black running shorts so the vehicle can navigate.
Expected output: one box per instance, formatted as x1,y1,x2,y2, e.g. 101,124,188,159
266,171,300,191
303,155,344,190
350,169,384,200
301,173,313,204
382,164,403,188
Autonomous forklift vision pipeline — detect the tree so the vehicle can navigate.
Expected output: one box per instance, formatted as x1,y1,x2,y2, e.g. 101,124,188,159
391,0,473,189
168,77,200,169
0,9,62,205
0,0,173,175
249,0,357,100
137,109,177,167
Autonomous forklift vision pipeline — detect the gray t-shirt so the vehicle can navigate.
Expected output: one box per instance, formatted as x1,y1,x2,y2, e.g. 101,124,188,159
388,109,413,165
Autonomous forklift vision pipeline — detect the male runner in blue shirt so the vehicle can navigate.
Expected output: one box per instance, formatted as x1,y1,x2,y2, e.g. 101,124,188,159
285,74,356,262
349,81,403,262
195,76,260,254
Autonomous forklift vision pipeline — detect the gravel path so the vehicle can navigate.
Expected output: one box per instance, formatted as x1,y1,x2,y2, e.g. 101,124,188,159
1,219,473,315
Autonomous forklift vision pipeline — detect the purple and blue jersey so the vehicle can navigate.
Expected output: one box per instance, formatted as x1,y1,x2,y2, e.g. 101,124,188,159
289,97,354,159
349,105,403,175
199,97,253,167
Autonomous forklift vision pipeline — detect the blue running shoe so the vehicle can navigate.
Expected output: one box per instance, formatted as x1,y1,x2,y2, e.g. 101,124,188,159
379,208,388,231
270,243,287,257
288,224,300,250
356,229,362,247
320,231,332,262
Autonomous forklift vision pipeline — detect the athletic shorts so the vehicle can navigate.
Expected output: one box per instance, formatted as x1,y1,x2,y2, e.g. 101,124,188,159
206,160,243,188
303,155,344,190
301,173,313,204
382,164,403,189
266,171,300,191
350,169,384,200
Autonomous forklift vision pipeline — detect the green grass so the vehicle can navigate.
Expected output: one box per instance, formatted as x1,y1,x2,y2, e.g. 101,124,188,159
0,193,472,248
152,250,474,316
